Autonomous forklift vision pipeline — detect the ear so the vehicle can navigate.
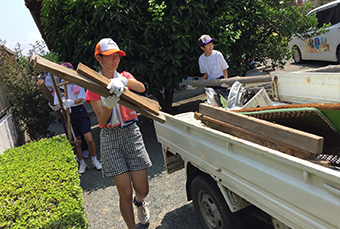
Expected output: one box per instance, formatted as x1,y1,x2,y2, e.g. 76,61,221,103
200,46,205,51
95,55,102,63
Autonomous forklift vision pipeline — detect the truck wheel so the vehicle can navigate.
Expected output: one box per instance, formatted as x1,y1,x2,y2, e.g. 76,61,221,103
191,174,242,229
292,46,303,64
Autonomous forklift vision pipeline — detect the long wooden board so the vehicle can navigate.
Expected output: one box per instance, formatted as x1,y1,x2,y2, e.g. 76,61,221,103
234,103,340,112
77,63,159,115
36,79,62,120
195,112,315,159
30,54,165,123
185,75,272,87
199,103,324,155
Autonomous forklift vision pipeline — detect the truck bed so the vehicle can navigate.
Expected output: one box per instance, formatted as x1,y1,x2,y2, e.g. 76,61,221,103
154,111,340,229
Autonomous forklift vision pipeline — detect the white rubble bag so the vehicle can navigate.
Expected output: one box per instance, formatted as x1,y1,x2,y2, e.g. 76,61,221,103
205,87,219,107
227,81,246,110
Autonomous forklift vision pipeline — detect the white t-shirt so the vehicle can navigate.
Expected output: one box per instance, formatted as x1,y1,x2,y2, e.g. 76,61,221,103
44,73,55,90
199,50,229,79
54,83,86,106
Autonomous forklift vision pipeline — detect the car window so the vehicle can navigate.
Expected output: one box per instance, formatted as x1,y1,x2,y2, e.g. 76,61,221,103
314,5,340,28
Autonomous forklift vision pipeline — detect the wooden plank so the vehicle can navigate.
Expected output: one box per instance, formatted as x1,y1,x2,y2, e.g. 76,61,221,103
63,82,73,143
199,103,324,154
194,112,314,160
30,54,165,123
77,63,160,115
185,75,272,87
30,55,105,97
118,99,166,123
36,79,62,120
235,103,340,113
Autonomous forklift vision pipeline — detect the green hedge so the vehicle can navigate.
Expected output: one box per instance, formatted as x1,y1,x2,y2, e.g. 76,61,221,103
0,137,87,228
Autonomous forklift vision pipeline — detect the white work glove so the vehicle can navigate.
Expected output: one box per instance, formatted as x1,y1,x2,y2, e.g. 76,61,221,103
48,102,61,111
106,72,128,97
185,85,197,90
104,95,120,109
63,99,75,109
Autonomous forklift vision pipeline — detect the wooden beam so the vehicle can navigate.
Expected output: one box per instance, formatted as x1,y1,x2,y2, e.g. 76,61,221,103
185,75,272,87
30,54,165,123
199,103,323,155
234,103,340,113
36,79,62,120
77,63,160,115
194,112,315,160
30,55,105,96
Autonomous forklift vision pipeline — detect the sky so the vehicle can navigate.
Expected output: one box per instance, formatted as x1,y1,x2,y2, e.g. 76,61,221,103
0,0,45,55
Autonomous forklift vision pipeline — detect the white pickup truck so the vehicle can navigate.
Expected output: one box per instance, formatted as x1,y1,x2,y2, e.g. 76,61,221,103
153,71,340,229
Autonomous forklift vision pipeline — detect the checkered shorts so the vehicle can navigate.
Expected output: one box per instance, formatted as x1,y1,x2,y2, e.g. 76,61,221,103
100,123,152,178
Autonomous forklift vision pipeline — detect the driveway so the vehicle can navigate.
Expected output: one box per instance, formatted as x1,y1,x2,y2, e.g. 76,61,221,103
55,59,335,228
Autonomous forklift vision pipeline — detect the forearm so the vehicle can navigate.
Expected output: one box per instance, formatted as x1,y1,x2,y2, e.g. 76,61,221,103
97,108,112,126
127,79,145,93
90,100,111,126
223,69,228,78
73,98,83,105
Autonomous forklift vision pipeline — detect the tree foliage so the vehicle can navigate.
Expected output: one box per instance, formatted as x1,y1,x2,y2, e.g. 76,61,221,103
0,40,56,140
40,0,321,112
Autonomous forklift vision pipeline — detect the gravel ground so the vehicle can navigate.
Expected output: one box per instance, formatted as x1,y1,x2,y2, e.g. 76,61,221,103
78,93,207,229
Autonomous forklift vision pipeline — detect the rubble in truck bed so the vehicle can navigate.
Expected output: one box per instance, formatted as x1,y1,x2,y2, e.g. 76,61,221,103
202,80,340,170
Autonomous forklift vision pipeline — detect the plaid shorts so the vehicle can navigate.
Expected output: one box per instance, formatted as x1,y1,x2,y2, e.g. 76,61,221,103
100,123,152,178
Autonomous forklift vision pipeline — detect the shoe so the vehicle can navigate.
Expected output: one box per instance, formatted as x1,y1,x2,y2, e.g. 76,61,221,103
78,163,86,174
82,150,89,158
133,196,150,225
92,159,102,170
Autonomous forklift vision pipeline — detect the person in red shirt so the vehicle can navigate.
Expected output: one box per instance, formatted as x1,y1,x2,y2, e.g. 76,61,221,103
85,38,152,228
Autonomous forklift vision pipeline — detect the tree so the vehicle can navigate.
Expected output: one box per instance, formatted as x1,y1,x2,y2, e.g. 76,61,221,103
40,0,321,113
0,40,56,140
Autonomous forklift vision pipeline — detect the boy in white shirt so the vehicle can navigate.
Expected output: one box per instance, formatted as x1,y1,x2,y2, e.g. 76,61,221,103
198,34,229,80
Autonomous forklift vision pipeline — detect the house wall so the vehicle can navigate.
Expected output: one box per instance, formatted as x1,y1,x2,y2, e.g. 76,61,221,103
0,113,18,154
0,46,19,154
0,83,10,117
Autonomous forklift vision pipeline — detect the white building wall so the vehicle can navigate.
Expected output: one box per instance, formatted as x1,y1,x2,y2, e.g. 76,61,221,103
0,113,18,154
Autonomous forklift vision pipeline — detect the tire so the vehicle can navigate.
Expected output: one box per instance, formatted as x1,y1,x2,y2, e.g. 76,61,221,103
191,174,242,229
336,48,340,64
292,46,303,64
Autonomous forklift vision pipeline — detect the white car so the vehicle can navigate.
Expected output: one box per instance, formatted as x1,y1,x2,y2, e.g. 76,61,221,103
289,0,340,63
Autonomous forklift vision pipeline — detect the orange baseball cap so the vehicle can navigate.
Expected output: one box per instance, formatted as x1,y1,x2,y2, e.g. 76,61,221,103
94,38,126,57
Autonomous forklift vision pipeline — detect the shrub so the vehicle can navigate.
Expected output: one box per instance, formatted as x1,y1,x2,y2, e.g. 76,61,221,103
0,137,86,228
0,40,56,141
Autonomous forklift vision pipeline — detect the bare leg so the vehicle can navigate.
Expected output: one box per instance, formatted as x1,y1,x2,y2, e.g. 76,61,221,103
75,136,83,161
83,132,96,157
113,172,135,229
130,169,149,203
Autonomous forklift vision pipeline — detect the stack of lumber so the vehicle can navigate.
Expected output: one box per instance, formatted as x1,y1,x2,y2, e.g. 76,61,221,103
30,54,165,123
195,103,325,160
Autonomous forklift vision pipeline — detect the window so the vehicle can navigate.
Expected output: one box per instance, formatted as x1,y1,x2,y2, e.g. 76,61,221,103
313,4,340,28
